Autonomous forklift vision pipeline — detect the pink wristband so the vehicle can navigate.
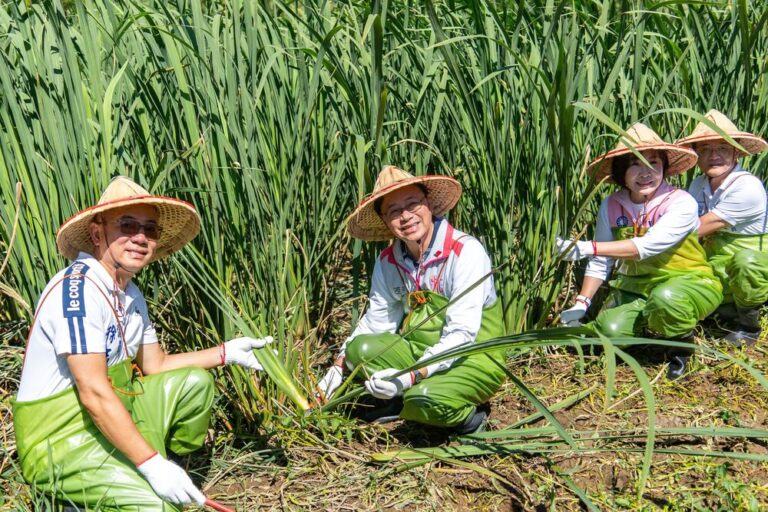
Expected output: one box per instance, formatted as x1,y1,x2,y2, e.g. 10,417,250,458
219,344,226,366
591,240,598,256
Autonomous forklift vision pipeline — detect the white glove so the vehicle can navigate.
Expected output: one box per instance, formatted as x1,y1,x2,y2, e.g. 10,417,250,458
364,368,413,400
560,304,588,325
555,237,595,261
224,336,273,370
137,453,206,506
316,365,344,401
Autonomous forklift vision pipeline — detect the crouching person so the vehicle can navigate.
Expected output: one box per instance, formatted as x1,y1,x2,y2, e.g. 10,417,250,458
316,166,506,434
557,124,723,380
13,177,271,511
677,110,768,345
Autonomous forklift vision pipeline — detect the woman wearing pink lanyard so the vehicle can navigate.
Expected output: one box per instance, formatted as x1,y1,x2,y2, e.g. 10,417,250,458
556,123,723,380
316,166,505,433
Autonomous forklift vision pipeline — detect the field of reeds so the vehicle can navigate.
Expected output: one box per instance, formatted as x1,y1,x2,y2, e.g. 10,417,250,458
2,0,768,509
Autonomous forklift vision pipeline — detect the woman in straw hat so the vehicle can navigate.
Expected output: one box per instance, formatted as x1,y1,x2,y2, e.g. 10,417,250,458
316,165,505,433
677,109,768,346
556,123,722,380
14,176,273,510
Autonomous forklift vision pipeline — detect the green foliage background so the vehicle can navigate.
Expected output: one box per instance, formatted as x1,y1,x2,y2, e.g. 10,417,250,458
1,0,767,422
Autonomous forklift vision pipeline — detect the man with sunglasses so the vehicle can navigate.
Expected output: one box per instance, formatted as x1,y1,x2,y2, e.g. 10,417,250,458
677,110,768,345
14,177,272,511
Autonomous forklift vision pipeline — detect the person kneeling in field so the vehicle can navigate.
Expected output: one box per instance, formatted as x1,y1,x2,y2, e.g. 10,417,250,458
676,110,768,346
13,177,272,511
316,166,506,434
557,123,723,380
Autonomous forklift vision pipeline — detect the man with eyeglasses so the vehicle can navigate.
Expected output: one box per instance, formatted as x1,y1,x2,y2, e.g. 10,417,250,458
677,110,768,345
315,166,506,434
14,176,272,510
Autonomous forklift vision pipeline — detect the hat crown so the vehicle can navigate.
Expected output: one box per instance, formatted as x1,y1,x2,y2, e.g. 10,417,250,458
689,109,740,138
615,123,665,151
98,176,151,204
373,166,415,192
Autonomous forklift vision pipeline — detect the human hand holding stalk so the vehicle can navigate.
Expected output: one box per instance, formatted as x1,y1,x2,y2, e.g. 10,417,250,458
224,334,311,412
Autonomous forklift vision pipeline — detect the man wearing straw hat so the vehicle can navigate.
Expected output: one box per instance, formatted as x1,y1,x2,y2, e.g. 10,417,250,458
677,110,768,346
13,177,272,510
316,165,506,433
556,123,722,379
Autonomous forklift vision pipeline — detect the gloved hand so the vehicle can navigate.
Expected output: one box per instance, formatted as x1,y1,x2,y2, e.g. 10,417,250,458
560,303,588,325
555,236,595,261
137,452,206,506
364,368,413,400
316,365,344,402
224,336,273,370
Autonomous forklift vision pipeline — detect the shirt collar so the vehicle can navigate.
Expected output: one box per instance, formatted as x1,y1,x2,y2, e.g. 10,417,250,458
74,252,113,288
615,181,675,209
73,251,136,298
709,163,745,193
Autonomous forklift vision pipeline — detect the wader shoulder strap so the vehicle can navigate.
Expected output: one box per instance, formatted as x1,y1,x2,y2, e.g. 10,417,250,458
21,271,141,395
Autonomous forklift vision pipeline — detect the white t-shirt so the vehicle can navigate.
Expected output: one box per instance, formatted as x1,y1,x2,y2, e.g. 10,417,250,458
340,218,496,376
688,165,768,235
16,252,158,402
585,189,700,281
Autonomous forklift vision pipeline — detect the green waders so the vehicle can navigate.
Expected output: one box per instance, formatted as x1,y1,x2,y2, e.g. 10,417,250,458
12,361,214,511
345,291,506,428
703,231,768,307
592,230,723,338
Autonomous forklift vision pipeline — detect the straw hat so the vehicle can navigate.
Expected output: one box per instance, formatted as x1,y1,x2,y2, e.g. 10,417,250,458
56,176,201,261
346,165,462,241
676,109,767,156
587,123,698,182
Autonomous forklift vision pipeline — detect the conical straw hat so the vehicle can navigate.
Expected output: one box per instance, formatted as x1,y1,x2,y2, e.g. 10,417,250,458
587,123,698,182
676,109,767,156
56,176,200,261
346,165,462,241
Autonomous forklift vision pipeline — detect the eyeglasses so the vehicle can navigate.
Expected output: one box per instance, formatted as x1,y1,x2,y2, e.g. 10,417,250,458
383,197,426,221
696,143,735,156
113,217,162,240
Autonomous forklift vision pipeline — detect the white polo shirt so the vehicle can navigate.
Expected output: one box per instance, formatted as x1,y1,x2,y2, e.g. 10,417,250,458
688,165,768,235
340,218,496,375
16,252,158,402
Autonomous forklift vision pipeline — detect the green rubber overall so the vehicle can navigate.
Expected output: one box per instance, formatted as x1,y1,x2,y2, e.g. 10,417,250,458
345,291,506,427
13,361,214,511
592,228,723,338
703,231,768,307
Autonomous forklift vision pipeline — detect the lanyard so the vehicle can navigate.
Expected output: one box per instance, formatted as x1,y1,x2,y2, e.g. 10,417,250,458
620,191,674,237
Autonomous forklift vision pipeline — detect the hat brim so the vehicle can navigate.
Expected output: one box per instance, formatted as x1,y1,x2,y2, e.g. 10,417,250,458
56,195,201,261
587,143,698,183
676,132,768,156
346,176,462,241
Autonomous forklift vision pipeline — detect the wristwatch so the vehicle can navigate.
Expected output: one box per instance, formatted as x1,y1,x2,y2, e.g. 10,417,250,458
412,369,424,384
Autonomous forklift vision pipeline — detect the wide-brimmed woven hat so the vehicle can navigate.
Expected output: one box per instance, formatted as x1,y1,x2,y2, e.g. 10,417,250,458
587,122,698,182
56,176,201,261
346,165,462,241
676,109,767,156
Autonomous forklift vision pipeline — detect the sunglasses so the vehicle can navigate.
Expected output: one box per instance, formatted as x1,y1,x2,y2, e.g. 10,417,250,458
113,217,162,240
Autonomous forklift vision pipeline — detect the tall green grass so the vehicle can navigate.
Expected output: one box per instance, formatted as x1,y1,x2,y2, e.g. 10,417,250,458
1,0,768,439
3,0,768,506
